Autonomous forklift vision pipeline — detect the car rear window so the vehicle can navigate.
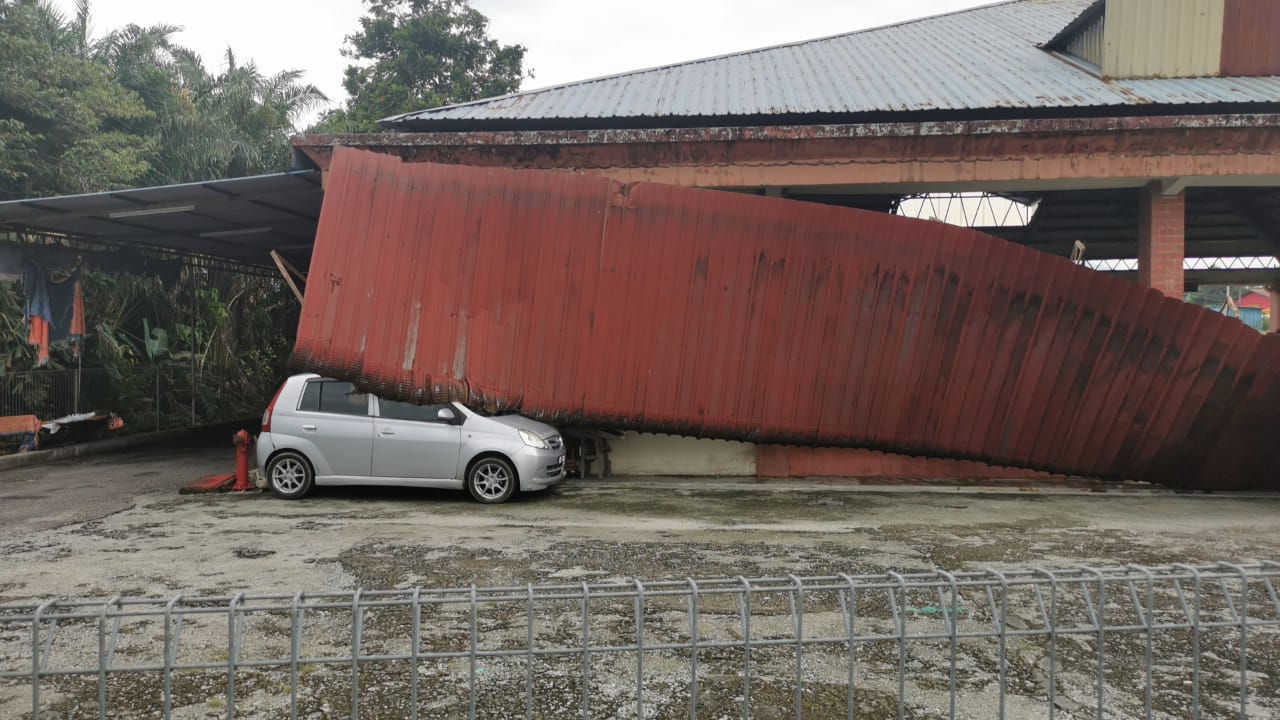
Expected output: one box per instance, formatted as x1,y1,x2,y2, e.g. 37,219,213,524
299,381,368,417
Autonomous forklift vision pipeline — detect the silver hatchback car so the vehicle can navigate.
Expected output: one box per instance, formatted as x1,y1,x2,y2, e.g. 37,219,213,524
257,374,566,503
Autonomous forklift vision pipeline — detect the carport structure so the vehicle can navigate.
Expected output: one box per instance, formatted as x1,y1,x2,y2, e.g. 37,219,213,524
0,171,322,276
288,0,1280,480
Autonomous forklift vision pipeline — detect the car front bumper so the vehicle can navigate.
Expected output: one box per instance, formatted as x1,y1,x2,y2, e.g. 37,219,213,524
511,446,567,491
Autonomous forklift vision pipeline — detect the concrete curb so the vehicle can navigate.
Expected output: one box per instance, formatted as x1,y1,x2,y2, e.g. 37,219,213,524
0,421,251,473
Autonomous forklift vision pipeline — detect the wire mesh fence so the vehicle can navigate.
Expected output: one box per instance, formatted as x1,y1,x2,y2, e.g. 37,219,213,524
1,562,1277,719
1,365,265,433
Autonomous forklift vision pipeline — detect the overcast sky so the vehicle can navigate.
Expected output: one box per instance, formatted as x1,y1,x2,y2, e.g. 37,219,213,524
52,0,993,124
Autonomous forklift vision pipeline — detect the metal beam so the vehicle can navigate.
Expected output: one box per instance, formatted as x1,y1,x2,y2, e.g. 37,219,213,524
1216,189,1280,255
270,250,306,303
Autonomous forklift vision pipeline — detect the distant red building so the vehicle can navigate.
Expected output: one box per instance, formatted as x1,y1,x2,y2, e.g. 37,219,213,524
1237,291,1272,312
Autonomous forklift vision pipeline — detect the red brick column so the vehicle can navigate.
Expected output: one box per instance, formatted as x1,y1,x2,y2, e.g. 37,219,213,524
1137,184,1186,298
1269,285,1280,334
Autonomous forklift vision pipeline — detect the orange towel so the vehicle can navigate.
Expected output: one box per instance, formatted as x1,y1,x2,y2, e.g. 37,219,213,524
28,314,49,366
0,415,41,436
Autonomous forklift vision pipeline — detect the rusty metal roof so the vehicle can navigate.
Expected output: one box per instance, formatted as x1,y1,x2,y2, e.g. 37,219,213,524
293,148,1280,490
383,0,1280,131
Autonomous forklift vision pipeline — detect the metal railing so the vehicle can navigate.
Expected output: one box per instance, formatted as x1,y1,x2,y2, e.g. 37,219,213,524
1,365,264,433
2,563,1278,719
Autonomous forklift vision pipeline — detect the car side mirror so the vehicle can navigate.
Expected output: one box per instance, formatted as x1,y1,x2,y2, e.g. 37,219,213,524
437,407,458,423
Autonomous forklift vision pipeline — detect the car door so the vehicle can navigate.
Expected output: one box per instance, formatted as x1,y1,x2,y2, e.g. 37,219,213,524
371,398,462,480
294,379,373,478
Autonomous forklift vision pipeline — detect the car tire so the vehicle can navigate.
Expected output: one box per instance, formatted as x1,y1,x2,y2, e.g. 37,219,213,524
467,456,517,504
267,451,314,500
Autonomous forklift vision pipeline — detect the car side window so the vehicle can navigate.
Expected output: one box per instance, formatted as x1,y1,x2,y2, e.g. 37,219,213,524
299,381,368,417
323,382,369,416
298,381,322,412
379,399,455,424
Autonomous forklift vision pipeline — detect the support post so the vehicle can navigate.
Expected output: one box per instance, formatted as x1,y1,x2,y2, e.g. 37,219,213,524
190,263,197,428
1269,285,1280,334
270,250,307,303
1137,183,1186,299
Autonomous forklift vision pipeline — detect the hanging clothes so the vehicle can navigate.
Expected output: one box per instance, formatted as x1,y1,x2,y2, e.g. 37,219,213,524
24,264,52,367
22,266,86,365
45,272,83,344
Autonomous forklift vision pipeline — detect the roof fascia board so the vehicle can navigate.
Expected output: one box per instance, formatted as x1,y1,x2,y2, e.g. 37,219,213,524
297,113,1280,151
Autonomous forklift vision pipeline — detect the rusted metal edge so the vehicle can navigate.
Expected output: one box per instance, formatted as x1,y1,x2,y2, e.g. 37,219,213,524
292,113,1280,151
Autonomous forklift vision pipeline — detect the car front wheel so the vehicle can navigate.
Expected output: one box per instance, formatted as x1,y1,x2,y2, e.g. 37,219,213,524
267,451,314,500
467,457,517,504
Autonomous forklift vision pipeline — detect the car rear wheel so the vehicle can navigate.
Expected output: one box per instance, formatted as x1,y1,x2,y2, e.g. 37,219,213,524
467,457,517,504
267,451,314,500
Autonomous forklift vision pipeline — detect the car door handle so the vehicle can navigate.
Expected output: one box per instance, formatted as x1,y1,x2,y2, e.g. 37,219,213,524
379,429,395,437
301,424,317,432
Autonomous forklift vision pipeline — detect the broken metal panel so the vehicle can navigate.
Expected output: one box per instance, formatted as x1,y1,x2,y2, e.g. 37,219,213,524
292,149,1280,490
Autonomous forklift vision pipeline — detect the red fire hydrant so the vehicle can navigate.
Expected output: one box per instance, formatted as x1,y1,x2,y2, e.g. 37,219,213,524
232,430,255,492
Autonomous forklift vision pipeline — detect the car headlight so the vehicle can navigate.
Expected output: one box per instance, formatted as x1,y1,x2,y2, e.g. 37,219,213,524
519,429,549,449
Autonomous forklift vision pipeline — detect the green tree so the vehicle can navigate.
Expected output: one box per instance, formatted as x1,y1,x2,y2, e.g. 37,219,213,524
1,0,327,196
1186,285,1229,311
148,48,327,183
314,0,527,133
0,1,319,421
0,0,153,198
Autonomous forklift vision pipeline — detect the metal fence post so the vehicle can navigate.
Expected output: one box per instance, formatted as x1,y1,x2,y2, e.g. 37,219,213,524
2,564,1278,720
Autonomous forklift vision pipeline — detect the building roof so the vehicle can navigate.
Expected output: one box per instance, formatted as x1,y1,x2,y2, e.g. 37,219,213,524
384,0,1280,132
1238,290,1272,310
0,171,322,269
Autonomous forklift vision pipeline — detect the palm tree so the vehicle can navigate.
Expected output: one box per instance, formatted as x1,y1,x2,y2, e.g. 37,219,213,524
144,47,327,183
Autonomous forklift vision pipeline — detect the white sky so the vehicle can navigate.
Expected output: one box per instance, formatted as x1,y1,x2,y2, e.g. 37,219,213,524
53,0,993,125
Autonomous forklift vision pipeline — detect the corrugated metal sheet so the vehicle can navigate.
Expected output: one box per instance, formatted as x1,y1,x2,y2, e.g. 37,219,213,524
383,0,1280,130
0,171,322,268
1063,11,1105,67
1103,0,1225,78
1222,0,1280,76
292,149,1280,491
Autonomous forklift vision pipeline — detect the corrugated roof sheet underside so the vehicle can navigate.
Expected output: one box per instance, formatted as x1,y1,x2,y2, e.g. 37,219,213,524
293,149,1280,491
386,0,1280,127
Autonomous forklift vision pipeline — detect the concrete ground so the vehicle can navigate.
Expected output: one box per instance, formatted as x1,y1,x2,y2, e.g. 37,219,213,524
1,440,1278,719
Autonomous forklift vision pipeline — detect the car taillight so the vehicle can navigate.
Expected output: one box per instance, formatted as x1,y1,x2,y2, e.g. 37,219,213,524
261,384,285,433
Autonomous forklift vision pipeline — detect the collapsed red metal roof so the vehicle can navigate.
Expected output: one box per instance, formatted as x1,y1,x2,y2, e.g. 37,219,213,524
292,148,1280,490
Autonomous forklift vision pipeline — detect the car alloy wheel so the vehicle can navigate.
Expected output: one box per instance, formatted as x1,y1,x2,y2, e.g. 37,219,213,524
468,458,516,503
268,452,313,500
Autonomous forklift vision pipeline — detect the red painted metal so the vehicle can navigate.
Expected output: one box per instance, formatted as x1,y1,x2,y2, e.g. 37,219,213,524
292,149,1280,491
180,473,236,495
1222,0,1280,77
233,430,254,492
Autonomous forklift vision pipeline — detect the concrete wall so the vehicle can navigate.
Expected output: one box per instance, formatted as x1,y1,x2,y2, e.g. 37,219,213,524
605,433,1070,481
607,432,757,476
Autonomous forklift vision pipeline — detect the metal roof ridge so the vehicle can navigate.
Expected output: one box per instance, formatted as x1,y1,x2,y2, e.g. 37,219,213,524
380,0,1032,125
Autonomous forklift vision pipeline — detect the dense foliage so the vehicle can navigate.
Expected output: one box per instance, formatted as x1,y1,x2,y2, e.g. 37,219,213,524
0,0,328,197
311,0,527,133
0,0,315,423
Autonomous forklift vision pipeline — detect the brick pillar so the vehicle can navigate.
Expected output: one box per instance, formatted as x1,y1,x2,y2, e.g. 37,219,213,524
1269,285,1280,334
1137,184,1186,298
